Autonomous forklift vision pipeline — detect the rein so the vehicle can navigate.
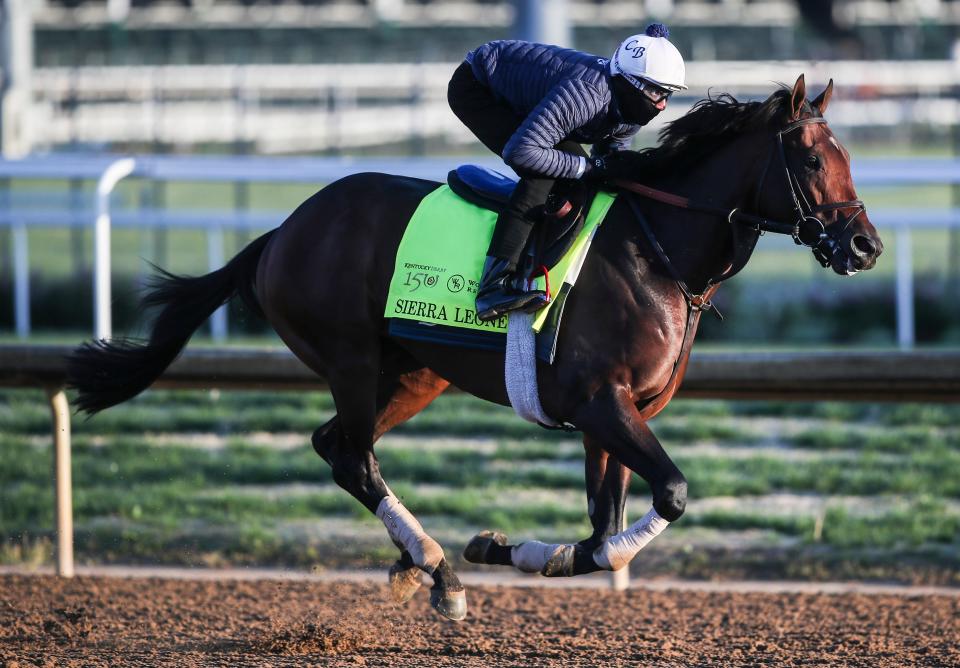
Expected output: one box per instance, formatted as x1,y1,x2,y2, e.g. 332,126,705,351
615,180,796,237
627,199,722,317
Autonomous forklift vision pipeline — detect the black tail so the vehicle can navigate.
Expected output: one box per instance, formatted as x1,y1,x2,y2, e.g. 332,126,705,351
67,230,276,414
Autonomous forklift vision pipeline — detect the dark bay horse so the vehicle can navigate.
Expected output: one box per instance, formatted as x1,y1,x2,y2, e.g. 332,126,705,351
68,75,882,620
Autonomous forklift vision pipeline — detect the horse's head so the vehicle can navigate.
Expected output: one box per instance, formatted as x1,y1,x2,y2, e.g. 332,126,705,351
755,75,883,275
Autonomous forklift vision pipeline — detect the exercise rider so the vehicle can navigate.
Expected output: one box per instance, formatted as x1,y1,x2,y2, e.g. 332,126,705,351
447,23,686,322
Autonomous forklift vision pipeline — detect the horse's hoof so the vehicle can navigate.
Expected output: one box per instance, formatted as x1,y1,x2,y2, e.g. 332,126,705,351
430,586,467,621
388,560,423,603
463,530,507,564
541,543,576,577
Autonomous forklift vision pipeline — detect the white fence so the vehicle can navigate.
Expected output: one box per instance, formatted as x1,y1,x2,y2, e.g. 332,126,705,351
29,0,960,30
30,59,960,153
2,153,959,347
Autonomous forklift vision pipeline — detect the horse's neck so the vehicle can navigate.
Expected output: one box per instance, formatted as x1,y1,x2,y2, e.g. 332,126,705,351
644,133,768,291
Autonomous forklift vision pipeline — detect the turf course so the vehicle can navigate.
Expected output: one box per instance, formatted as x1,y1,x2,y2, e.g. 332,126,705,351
2,388,958,584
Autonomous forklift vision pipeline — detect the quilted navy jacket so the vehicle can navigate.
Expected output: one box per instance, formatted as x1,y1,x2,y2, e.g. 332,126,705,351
466,40,641,179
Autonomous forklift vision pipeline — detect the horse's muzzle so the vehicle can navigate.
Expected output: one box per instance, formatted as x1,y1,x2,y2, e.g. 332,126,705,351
832,229,884,275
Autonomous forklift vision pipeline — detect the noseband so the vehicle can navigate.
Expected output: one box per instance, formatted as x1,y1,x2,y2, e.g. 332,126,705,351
759,116,865,268
616,115,866,268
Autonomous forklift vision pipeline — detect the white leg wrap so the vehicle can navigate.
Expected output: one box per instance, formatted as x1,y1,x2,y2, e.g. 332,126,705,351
592,507,669,572
511,541,573,575
376,495,444,572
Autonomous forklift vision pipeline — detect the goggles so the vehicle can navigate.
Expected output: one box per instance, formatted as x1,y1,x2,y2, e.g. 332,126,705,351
620,73,673,103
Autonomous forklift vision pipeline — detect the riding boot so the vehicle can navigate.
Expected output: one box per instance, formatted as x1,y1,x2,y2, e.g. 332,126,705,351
475,176,554,322
474,256,547,321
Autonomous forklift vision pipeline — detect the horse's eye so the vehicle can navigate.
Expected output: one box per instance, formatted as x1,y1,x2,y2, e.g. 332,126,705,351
805,154,821,169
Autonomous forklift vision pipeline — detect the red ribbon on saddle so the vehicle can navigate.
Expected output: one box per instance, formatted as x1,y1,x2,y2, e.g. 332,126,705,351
526,264,553,302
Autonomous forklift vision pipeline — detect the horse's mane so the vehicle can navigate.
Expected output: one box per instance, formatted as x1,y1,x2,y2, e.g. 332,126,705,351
632,87,816,181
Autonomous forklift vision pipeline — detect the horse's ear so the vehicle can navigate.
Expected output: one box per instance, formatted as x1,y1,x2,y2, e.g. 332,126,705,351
789,74,806,119
811,79,834,115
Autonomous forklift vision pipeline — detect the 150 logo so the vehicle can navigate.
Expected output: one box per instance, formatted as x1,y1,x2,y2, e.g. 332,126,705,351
403,271,439,292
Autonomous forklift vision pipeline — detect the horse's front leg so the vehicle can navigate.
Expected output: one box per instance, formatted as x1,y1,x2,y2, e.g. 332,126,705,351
564,435,634,575
464,385,685,576
572,385,687,572
463,438,646,578
579,435,631,550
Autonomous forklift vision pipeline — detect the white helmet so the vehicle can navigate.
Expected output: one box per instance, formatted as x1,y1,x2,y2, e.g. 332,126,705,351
610,23,687,91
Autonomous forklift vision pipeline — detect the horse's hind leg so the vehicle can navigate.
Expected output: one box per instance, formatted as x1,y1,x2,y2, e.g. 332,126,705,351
373,368,451,604
311,366,463,617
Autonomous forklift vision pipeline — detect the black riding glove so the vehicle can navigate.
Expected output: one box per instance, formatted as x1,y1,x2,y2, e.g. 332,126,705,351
583,150,649,182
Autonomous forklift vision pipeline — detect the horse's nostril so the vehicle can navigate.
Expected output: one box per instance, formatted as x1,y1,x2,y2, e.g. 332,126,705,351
851,234,876,257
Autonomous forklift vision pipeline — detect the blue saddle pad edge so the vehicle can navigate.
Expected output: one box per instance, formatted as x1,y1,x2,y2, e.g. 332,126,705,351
388,318,506,352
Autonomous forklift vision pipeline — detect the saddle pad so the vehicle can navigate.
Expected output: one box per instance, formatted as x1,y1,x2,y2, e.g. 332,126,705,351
384,184,617,338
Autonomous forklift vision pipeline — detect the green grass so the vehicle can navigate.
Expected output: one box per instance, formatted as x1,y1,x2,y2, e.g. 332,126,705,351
1,387,959,578
683,502,960,548
791,424,959,453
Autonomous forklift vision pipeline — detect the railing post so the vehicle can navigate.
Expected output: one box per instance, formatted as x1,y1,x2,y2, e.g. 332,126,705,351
94,157,136,341
12,219,28,338
609,512,629,590
610,564,630,591
896,225,914,349
207,225,227,342
46,387,74,578
514,0,571,47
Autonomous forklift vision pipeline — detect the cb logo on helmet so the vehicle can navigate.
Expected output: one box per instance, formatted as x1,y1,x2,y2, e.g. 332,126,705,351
624,40,646,58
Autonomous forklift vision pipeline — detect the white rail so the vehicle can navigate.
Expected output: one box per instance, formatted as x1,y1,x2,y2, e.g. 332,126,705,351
1,154,958,346
94,158,136,340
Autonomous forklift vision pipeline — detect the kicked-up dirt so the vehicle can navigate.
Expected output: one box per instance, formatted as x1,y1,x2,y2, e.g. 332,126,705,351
0,573,957,667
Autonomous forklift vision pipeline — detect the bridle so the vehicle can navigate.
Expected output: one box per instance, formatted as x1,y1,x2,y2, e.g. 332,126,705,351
616,115,866,270
759,116,865,268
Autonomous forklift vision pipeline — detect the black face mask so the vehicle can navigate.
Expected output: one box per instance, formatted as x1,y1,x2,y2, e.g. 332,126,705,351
611,76,662,126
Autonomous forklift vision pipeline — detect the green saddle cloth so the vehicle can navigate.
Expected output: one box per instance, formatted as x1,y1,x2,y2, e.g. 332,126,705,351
385,185,617,334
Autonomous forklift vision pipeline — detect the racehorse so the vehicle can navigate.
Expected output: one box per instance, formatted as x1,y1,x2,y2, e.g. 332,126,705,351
68,75,882,621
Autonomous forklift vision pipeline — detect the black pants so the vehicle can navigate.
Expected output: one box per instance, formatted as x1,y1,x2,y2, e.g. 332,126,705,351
447,61,588,267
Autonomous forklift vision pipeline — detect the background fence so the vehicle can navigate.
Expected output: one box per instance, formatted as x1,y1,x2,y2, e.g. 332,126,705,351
2,153,958,347
28,60,960,154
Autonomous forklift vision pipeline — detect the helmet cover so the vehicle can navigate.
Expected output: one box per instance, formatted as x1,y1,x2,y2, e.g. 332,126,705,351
610,23,687,91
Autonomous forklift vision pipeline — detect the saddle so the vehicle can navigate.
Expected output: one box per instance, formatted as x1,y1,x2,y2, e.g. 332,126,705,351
385,168,617,362
446,165,597,278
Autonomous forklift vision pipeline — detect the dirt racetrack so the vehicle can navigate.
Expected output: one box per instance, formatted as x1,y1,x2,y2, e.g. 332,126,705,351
1,573,958,667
